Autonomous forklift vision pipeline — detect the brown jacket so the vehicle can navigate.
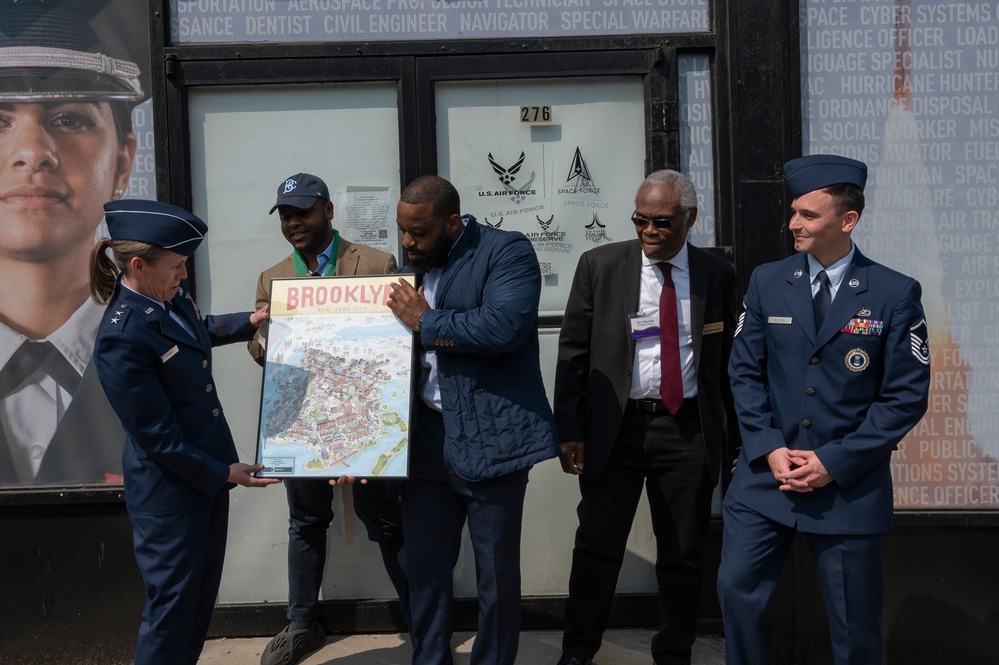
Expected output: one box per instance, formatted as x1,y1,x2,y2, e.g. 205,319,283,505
247,237,397,365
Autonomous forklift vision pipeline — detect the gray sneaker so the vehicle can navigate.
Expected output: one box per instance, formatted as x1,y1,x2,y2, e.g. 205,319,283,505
260,621,325,665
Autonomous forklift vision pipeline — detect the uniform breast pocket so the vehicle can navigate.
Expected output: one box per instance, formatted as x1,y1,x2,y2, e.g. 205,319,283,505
156,356,200,403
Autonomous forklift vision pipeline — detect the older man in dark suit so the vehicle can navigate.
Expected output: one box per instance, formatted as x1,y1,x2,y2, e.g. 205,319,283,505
554,169,739,665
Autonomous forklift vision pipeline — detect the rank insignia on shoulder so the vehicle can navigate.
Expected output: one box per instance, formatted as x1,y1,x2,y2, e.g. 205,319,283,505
910,317,930,366
845,348,871,372
841,318,884,336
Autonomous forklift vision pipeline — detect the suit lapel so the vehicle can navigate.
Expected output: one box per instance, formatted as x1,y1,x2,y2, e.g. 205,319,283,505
116,288,199,350
688,244,707,364
0,426,15,484
784,255,817,343
336,239,360,276
621,242,642,360
36,361,124,483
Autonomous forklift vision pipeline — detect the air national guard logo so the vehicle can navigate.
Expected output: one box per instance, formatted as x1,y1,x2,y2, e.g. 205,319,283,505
910,317,930,366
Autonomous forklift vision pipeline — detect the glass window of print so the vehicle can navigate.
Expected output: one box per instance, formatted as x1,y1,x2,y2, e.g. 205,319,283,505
170,0,709,44
435,77,647,317
679,54,717,248
799,0,999,508
0,0,155,487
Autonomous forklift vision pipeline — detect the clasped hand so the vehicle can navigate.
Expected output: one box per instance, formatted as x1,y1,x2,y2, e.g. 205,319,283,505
766,447,832,493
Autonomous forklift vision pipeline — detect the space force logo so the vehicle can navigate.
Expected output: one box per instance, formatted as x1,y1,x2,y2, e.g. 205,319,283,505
559,147,600,195
559,147,607,212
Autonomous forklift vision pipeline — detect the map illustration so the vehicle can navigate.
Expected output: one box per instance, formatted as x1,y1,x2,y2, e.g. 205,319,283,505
256,276,411,478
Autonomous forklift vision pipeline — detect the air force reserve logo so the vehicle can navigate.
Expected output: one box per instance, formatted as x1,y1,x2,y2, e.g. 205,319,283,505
910,317,930,366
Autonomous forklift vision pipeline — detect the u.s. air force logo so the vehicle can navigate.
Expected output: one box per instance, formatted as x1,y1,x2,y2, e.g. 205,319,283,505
910,317,930,365
483,152,537,204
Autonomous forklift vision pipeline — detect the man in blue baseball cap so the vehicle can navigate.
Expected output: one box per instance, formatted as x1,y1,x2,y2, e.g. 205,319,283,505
717,154,931,665
250,172,410,665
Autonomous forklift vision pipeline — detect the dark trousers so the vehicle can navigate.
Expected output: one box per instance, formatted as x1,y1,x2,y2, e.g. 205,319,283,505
285,477,409,624
563,399,713,665
717,497,885,665
402,404,530,665
130,490,229,665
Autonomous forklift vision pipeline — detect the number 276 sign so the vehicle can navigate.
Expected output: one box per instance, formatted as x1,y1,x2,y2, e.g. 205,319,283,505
520,105,552,123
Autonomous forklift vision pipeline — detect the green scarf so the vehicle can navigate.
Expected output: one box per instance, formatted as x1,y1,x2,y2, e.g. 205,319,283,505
292,230,340,277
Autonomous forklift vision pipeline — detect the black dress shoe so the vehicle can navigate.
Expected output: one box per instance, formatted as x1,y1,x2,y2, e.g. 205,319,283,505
556,653,592,665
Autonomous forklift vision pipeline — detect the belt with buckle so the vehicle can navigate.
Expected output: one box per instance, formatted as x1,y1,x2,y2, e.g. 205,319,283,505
629,397,698,415
630,398,670,414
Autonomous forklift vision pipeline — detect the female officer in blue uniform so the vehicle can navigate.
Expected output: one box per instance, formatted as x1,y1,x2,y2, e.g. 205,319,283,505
89,199,280,665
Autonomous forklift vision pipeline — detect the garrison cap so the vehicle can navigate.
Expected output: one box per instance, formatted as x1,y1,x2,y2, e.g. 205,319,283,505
783,154,868,199
104,200,207,256
0,1,144,103
270,173,330,214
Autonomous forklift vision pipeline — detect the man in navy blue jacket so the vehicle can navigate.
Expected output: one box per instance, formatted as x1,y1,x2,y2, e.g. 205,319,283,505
718,155,931,665
387,175,559,665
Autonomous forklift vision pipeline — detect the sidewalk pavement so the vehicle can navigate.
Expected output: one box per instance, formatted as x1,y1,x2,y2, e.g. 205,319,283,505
200,630,725,664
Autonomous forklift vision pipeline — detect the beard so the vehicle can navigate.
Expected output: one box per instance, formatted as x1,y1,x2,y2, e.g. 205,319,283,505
409,233,453,275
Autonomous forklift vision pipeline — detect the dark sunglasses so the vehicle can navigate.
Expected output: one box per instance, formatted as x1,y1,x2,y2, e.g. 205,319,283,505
631,213,678,229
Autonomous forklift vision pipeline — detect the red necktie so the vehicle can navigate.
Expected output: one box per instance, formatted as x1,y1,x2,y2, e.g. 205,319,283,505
657,262,683,414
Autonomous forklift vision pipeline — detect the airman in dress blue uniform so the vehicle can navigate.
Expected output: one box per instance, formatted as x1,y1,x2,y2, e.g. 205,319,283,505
90,200,279,665
717,155,931,665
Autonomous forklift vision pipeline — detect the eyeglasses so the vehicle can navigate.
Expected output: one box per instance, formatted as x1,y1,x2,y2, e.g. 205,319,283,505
631,212,681,229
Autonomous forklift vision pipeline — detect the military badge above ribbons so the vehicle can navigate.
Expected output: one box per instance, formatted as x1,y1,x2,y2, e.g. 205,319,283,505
255,275,412,478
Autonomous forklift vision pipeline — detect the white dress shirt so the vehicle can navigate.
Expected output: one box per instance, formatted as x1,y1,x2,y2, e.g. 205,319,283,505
629,242,698,401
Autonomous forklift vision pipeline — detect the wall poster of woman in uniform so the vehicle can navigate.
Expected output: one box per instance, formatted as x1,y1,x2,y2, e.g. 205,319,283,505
0,0,154,486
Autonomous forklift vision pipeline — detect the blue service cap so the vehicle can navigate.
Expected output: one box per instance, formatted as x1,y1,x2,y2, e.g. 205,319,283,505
270,173,330,214
783,154,868,198
0,2,144,103
104,200,207,256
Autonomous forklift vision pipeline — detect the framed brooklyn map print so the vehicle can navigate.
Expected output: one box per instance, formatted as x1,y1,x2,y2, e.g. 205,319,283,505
255,275,411,478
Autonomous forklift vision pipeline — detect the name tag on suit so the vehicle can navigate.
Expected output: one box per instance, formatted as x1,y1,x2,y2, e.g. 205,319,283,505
767,316,793,325
703,321,725,335
160,346,179,363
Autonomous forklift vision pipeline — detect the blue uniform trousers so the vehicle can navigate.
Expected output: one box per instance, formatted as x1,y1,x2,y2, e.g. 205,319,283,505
717,497,885,665
130,490,229,665
403,404,530,665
